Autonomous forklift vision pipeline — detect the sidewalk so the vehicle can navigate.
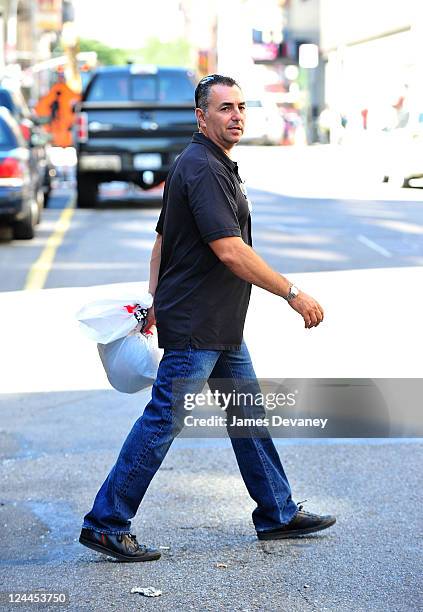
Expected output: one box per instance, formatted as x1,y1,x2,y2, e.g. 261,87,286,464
0,268,422,610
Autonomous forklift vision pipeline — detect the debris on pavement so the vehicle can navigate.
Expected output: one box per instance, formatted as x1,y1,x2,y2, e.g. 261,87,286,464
216,562,228,569
130,587,162,597
303,584,310,589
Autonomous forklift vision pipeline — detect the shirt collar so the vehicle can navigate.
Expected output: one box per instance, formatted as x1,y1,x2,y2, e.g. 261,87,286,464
191,132,238,173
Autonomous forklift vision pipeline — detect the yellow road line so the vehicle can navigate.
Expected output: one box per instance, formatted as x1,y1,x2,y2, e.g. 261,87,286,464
24,195,76,291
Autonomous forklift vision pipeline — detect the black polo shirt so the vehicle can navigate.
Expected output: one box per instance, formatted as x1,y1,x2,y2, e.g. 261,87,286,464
154,132,252,350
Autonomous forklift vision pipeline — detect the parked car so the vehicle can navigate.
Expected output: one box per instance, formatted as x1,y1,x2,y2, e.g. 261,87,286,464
380,121,423,188
74,65,198,207
0,81,53,205
0,106,49,239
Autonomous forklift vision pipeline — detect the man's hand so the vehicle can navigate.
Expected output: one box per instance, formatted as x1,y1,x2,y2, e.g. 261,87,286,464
288,291,324,329
144,305,156,333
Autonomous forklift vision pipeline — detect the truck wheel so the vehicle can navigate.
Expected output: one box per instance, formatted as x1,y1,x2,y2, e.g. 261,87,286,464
77,175,98,208
14,203,36,240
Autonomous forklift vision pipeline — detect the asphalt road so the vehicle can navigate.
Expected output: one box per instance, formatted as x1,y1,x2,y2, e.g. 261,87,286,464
1,145,422,611
1,389,422,612
1,145,423,292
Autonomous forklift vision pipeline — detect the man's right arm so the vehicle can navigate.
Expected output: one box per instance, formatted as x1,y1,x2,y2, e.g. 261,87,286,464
209,236,324,329
148,233,162,297
144,233,162,331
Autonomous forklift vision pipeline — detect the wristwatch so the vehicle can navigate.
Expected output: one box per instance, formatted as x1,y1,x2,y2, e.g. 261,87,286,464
284,284,299,302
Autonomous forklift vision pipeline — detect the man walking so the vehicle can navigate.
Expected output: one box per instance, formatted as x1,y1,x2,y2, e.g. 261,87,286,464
79,75,335,562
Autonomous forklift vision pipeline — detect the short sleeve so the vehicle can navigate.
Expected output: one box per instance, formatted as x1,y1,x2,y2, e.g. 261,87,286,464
155,204,165,234
186,163,241,243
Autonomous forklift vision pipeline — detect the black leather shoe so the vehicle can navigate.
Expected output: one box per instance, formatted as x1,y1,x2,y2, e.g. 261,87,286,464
79,528,161,562
257,501,336,540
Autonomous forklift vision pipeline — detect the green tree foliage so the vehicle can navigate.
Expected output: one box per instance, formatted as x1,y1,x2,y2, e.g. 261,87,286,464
79,38,129,66
129,38,193,68
78,37,194,69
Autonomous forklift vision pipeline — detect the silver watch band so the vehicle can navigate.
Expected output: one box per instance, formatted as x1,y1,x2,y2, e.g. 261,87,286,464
284,284,299,302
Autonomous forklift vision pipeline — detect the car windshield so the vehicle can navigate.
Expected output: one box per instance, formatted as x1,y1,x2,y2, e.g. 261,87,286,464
0,117,17,148
86,74,130,102
0,90,14,114
0,87,30,118
86,71,195,103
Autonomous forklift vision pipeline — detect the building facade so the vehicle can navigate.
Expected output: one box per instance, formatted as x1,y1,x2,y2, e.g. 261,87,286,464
320,0,422,133
0,0,67,98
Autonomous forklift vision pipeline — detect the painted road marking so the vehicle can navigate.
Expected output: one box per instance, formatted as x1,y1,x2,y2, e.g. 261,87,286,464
357,234,392,258
24,196,76,290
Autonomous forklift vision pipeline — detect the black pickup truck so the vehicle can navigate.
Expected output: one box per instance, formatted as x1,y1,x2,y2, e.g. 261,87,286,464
74,65,198,207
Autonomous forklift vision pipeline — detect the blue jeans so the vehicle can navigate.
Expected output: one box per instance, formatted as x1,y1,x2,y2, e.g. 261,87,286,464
82,342,298,534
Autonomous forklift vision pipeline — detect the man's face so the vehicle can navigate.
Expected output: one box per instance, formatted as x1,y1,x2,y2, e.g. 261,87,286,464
195,84,246,153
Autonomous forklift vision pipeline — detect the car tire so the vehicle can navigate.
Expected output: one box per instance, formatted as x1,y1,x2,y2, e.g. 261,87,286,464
14,203,36,240
77,174,98,208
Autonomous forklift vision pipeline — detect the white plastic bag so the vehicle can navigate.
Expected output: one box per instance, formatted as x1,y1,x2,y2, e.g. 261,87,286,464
98,328,163,393
76,293,153,344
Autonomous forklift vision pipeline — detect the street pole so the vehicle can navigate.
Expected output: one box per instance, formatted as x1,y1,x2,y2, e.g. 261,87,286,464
299,43,319,145
61,20,81,94
298,66,311,144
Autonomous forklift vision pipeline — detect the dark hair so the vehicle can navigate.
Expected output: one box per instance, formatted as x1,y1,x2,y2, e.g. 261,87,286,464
195,74,240,112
